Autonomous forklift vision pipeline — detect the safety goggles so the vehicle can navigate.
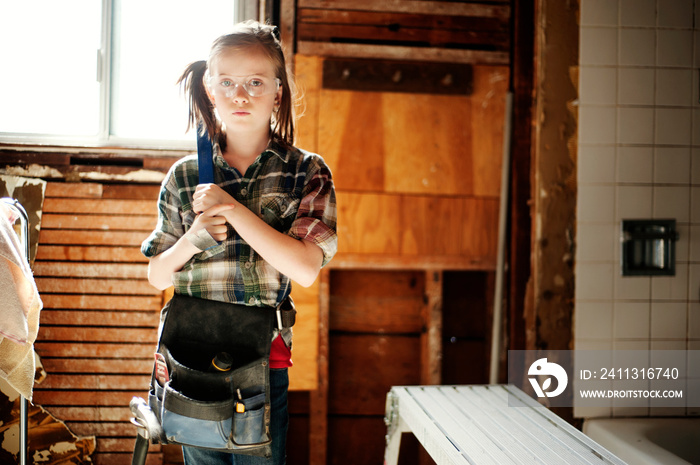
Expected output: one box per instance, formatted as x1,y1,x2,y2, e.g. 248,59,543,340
208,75,281,98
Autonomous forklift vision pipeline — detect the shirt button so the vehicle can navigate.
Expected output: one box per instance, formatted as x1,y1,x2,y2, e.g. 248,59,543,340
244,261,253,269
240,188,248,197
249,297,257,305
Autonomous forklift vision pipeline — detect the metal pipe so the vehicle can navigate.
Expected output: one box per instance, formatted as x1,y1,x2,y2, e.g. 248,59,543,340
2,198,31,465
489,93,513,384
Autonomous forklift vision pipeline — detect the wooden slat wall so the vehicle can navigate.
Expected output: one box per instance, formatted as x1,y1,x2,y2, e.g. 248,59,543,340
296,0,510,64
32,182,164,465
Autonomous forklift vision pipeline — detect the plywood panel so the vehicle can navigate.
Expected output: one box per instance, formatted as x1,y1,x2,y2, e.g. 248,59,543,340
317,90,386,192
295,54,321,154
336,192,401,254
288,280,319,390
306,54,509,197
470,66,510,197
382,92,475,195
336,191,499,261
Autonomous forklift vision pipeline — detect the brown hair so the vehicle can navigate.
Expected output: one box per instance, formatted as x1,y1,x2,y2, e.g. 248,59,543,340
177,21,295,151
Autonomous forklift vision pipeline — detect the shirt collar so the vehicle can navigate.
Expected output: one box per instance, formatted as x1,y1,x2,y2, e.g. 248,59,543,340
212,138,290,169
265,138,290,163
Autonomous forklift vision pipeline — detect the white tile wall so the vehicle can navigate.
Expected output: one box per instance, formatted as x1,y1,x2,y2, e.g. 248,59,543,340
616,185,653,220
653,148,691,184
690,225,700,261
619,28,656,66
577,0,698,418
575,301,614,339
653,186,690,222
655,69,693,107
576,262,615,300
579,146,616,183
692,149,700,184
620,0,655,27
692,186,700,222
578,185,615,222
581,27,618,65
577,223,616,261
580,0,618,26
658,0,695,28
656,108,692,145
579,106,617,144
614,302,651,338
618,107,655,145
657,30,693,67
617,146,653,183
614,273,651,300
651,302,689,339
689,302,700,338
618,67,655,105
579,67,617,104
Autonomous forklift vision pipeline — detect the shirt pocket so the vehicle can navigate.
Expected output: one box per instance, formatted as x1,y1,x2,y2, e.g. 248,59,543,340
260,193,299,233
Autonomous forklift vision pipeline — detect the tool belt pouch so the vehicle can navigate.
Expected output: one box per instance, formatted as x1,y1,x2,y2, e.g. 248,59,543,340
148,294,275,457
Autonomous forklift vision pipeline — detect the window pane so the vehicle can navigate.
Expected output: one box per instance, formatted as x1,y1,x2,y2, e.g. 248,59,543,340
0,1,101,137
110,0,237,142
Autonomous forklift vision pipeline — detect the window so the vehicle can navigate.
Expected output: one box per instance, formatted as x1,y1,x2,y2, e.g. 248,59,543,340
0,0,256,148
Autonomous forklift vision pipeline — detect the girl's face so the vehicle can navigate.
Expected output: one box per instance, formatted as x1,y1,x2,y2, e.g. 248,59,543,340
207,46,282,139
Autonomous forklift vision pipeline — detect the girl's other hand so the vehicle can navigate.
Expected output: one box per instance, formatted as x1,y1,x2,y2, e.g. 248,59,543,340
192,183,235,214
187,204,235,242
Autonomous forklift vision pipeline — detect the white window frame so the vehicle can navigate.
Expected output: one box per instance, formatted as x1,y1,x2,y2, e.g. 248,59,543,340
0,0,259,151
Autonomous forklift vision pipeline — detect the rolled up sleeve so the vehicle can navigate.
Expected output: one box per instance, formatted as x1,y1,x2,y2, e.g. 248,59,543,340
288,158,338,267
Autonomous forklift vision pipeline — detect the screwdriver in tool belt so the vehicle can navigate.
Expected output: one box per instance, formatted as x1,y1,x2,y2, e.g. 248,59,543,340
236,389,245,413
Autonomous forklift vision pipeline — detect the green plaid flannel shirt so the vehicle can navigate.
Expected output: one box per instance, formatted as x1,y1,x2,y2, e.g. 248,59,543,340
141,140,337,307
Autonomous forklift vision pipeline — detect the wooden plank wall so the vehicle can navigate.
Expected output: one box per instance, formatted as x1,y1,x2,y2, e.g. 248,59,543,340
32,182,163,465
296,0,510,64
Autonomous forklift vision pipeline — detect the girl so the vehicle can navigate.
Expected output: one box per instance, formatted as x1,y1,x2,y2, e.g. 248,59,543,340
141,20,338,465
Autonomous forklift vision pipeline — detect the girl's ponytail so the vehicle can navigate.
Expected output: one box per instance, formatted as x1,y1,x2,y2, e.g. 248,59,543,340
177,60,218,142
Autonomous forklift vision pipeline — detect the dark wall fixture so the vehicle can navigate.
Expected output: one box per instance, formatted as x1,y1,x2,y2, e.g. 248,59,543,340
621,219,679,276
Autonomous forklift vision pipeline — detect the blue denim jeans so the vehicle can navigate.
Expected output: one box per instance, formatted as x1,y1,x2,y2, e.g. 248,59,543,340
182,368,289,465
